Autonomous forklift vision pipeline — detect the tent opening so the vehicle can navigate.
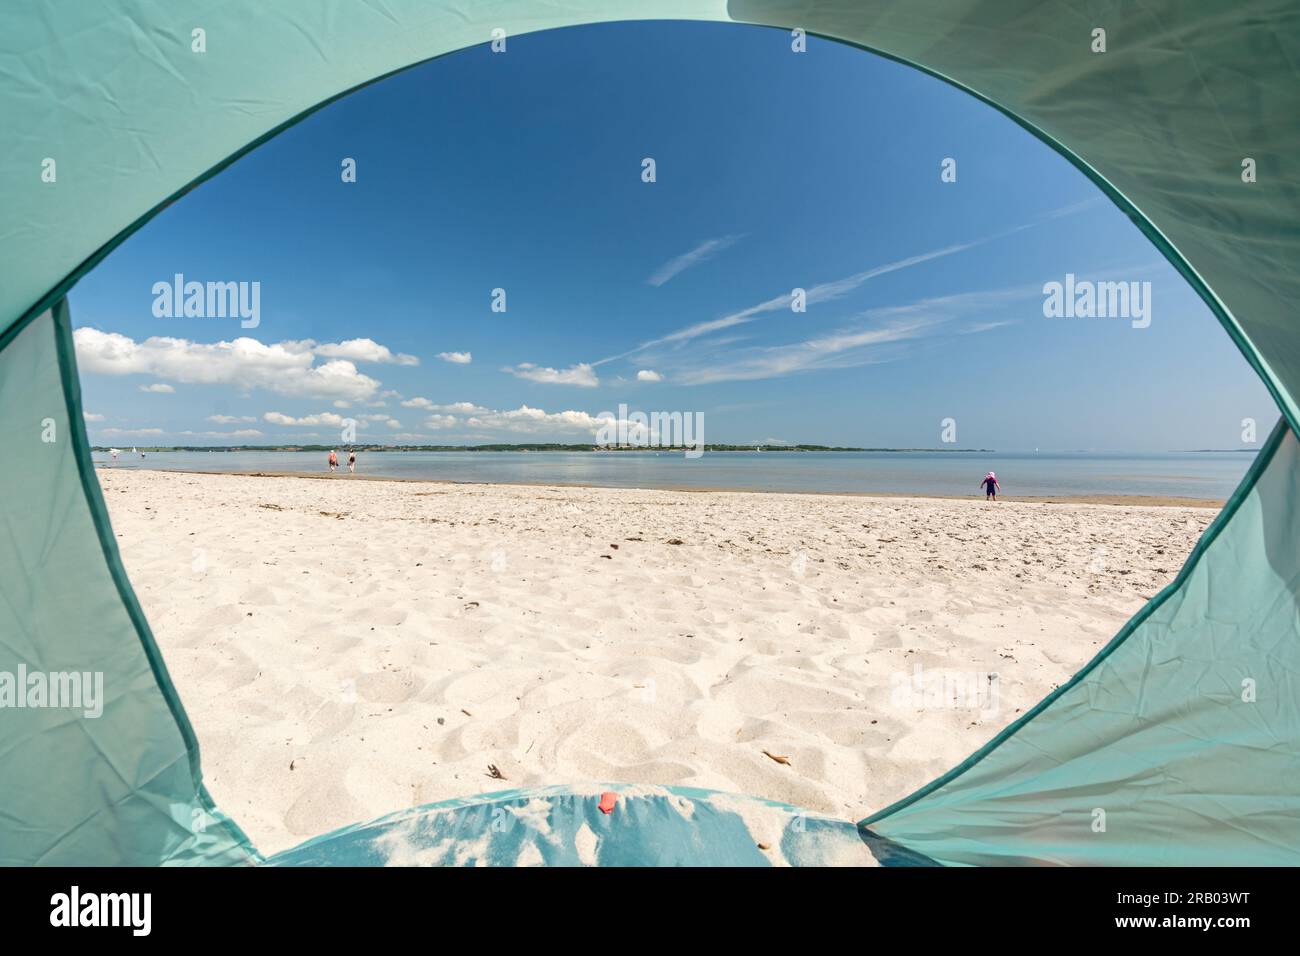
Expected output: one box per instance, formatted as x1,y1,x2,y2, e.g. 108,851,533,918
63,20,1276,859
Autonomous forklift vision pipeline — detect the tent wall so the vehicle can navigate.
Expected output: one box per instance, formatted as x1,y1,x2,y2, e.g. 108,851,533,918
0,303,256,865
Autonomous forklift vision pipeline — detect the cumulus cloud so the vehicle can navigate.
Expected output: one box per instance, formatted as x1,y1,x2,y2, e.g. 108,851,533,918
358,413,402,428
436,351,472,364
207,414,257,424
100,427,164,436
400,397,435,409
263,411,349,427
313,338,419,366
139,383,175,394
73,329,385,402
636,369,663,382
463,405,609,434
83,412,105,422
387,402,692,443
503,362,599,387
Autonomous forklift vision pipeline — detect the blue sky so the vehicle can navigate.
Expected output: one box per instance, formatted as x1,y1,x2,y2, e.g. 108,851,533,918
71,21,1274,451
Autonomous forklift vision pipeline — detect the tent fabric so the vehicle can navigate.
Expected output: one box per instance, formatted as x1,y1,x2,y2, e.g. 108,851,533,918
264,784,891,867
0,303,256,865
0,2,1297,865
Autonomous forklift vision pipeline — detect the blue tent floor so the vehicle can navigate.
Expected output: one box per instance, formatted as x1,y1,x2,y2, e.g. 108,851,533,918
262,784,935,867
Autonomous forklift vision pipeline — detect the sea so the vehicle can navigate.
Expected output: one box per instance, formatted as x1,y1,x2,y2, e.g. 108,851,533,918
89,449,1257,500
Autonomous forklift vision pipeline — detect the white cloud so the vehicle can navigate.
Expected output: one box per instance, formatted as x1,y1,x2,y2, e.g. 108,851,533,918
672,318,935,385
959,320,1016,335
503,362,599,387
178,429,264,438
632,282,1039,386
207,414,257,424
73,329,384,402
612,242,978,361
313,338,419,366
263,411,349,427
863,286,1037,321
83,412,105,422
402,402,673,439
139,383,175,393
404,397,493,415
100,427,164,436
647,235,742,287
636,369,663,382
436,351,472,364
597,204,1093,367
463,405,609,434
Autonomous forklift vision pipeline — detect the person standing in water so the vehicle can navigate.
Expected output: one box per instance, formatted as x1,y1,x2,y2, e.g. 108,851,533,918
328,449,339,472
347,450,356,474
980,471,1001,501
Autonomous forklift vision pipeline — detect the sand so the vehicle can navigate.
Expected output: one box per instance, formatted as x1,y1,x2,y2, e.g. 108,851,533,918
98,467,1216,857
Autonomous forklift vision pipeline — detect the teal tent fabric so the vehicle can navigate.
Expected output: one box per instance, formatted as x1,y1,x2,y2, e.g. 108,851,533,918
265,785,888,867
0,303,255,865
1,2,1297,865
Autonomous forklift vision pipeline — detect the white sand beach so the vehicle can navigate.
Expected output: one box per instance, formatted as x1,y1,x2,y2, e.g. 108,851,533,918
100,468,1215,856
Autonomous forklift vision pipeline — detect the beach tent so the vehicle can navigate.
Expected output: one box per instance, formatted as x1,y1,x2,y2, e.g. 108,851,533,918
2,0,1297,866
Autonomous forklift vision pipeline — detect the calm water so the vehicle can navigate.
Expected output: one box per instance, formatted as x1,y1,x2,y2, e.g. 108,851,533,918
90,450,1257,500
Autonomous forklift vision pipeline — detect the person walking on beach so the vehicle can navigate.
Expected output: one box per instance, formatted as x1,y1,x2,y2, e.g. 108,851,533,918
347,450,356,474
328,449,339,472
981,471,1001,501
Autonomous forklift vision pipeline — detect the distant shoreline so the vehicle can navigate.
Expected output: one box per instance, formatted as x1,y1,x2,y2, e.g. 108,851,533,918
91,444,994,453
89,445,1259,455
92,464,1226,508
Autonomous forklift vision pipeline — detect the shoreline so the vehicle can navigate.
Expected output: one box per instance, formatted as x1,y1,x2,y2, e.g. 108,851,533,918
92,464,1226,509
